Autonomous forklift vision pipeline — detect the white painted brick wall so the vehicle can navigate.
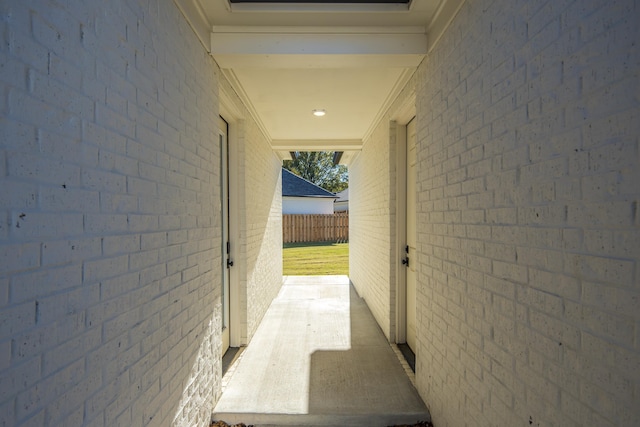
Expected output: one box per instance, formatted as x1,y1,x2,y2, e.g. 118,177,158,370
350,73,417,341
217,74,283,346
414,0,640,426
349,121,396,339
239,116,284,343
244,142,283,341
1,1,223,426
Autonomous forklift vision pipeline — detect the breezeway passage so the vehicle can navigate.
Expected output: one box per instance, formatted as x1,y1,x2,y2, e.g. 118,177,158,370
213,276,430,426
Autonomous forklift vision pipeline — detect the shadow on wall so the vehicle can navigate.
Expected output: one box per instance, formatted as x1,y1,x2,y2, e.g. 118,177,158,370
244,158,284,341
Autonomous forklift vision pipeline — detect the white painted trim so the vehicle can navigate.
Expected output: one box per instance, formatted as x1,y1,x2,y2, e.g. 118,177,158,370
271,139,362,151
220,93,243,348
219,117,231,354
391,88,417,125
212,54,425,69
274,151,292,162
173,0,212,52
212,26,427,34
394,121,408,344
392,94,416,343
338,151,359,166
226,2,411,13
211,31,427,56
219,84,243,121
362,67,416,143
220,69,272,142
427,0,465,52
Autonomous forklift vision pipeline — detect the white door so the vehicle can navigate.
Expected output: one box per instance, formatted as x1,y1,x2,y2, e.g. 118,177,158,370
219,117,231,354
405,118,417,352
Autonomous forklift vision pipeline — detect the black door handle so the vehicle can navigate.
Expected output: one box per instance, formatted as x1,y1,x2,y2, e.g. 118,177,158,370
402,257,409,267
227,259,234,268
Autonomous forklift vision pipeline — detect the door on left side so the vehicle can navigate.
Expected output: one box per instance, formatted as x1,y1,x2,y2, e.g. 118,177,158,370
219,116,231,355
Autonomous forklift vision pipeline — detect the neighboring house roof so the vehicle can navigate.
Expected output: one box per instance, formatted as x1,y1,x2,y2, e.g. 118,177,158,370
335,188,348,202
282,168,337,198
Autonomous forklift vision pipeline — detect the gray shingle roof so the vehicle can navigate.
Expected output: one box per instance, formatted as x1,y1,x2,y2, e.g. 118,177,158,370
282,168,337,198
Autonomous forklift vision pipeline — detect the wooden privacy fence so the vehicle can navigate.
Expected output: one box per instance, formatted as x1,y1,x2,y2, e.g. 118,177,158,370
283,212,349,243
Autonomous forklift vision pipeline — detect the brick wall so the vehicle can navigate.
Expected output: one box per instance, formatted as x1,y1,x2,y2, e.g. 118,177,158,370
218,73,283,346
415,0,639,426
350,73,416,341
1,1,223,426
349,120,396,339
237,111,283,343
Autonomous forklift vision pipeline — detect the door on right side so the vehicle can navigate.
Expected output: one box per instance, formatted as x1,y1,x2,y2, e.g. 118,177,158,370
405,118,417,352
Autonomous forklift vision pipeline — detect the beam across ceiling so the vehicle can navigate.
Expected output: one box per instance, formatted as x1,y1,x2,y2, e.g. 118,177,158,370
213,53,424,69
226,1,411,12
271,139,363,151
211,26,427,61
229,0,409,2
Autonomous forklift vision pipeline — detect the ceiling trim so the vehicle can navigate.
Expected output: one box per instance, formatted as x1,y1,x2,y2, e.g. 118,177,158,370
211,28,427,56
340,151,359,166
272,139,363,151
212,26,426,34
173,0,211,52
361,67,416,142
426,0,465,52
275,151,292,162
390,87,416,125
212,54,424,69
221,69,273,140
225,1,412,12
276,149,359,165
219,82,244,121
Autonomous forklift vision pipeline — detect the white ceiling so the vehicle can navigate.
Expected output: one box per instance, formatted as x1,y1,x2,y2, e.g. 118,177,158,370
175,0,462,162
231,67,409,140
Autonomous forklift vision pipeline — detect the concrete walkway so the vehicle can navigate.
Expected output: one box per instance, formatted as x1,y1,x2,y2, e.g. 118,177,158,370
212,276,431,427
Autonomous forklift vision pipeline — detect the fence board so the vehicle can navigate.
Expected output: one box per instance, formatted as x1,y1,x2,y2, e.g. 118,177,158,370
283,212,349,243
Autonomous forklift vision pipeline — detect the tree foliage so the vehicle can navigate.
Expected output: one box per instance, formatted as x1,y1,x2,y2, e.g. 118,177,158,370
283,151,348,193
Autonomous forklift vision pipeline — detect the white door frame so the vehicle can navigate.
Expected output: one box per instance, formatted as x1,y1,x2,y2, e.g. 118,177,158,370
220,90,242,348
219,117,231,354
393,97,416,344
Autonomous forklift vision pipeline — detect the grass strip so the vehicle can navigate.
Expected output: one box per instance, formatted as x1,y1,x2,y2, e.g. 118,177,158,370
283,242,349,275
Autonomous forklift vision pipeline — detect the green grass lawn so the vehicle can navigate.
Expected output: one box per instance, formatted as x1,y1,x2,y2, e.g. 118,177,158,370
283,242,349,275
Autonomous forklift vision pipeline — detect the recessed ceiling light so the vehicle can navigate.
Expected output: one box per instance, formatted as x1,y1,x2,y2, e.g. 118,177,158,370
312,109,326,117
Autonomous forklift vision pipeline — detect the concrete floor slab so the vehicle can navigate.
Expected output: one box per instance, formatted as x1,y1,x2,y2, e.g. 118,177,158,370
213,276,431,426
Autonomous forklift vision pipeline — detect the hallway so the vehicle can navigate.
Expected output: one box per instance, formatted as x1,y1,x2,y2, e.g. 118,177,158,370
213,276,430,427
